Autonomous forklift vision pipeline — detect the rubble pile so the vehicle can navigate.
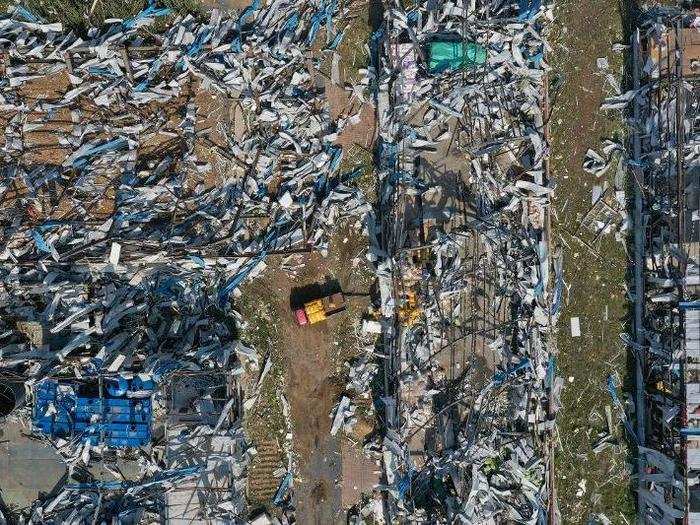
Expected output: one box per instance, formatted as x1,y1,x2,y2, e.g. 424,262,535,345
345,351,379,395
0,1,366,266
30,425,253,524
0,0,366,522
356,0,560,522
330,342,380,437
581,140,629,243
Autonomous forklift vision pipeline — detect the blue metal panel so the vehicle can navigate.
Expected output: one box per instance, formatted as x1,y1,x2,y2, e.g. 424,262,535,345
33,378,154,448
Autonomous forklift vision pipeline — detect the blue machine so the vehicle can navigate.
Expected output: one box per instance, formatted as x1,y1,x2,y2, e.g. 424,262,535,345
33,378,154,448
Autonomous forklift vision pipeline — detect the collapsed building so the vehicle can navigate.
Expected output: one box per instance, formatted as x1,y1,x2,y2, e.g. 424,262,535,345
0,1,368,522
629,6,700,524
0,0,562,522
349,0,560,522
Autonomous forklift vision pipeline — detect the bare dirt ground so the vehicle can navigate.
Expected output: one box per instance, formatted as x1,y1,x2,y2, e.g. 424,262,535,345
550,0,636,521
340,439,377,508
282,309,343,525
241,222,373,520
245,256,346,523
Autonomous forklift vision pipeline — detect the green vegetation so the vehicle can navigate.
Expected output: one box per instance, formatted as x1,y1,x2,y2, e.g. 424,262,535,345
2,0,203,35
161,0,203,16
340,143,375,200
25,0,141,30
238,289,287,445
336,0,371,83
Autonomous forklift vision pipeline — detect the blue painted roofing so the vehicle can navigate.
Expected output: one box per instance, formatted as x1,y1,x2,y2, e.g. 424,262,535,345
33,378,154,448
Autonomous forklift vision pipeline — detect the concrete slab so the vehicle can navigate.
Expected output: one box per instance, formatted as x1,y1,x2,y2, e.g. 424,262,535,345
0,420,66,508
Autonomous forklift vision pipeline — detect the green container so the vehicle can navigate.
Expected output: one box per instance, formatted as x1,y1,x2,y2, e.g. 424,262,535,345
427,41,487,73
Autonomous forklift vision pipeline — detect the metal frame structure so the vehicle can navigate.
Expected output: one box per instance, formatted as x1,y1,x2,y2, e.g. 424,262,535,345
372,0,555,521
631,9,700,523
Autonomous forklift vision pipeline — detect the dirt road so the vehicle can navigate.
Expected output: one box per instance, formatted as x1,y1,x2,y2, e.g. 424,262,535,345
283,318,344,525
242,235,371,522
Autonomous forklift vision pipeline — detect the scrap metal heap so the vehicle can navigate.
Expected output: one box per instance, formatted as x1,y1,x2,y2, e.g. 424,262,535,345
354,0,560,522
628,7,700,523
0,1,368,522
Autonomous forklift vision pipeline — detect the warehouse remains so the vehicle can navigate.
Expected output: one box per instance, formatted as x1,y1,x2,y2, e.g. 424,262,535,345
347,0,559,522
625,6,700,523
0,0,562,523
0,0,368,522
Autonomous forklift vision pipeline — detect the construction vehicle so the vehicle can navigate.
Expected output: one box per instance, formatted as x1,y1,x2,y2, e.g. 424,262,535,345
653,380,674,396
293,292,346,326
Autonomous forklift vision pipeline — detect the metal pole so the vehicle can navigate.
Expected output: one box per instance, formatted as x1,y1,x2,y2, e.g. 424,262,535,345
631,28,647,523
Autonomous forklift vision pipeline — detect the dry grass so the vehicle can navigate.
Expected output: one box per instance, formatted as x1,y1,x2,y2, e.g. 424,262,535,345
549,0,636,521
336,0,372,83
237,278,288,448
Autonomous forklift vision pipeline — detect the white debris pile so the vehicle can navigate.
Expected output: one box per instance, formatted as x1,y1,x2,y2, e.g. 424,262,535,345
329,350,379,437
28,426,253,524
347,493,385,525
0,0,369,269
444,437,545,523
164,427,253,523
580,138,629,242
0,268,250,379
345,351,379,395
330,395,357,436
583,140,625,178
362,0,559,522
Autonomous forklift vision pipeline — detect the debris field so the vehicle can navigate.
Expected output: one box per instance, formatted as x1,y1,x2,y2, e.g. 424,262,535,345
2,1,699,525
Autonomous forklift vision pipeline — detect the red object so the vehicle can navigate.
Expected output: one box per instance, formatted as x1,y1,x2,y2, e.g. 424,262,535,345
294,308,308,326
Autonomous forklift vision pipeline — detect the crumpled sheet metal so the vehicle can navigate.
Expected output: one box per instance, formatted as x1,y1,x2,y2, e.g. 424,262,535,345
28,425,252,524
0,0,367,268
612,11,700,523
0,0,368,384
360,0,557,523
0,1,368,523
